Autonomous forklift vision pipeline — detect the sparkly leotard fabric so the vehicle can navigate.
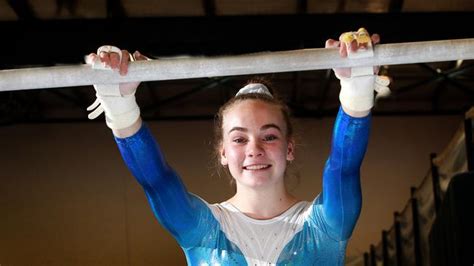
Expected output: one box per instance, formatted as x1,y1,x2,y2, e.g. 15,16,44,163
114,107,370,265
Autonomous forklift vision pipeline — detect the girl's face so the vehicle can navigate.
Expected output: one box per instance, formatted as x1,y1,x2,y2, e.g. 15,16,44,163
220,99,294,189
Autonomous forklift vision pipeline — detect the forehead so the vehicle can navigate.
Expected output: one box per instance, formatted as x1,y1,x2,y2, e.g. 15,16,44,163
222,99,285,130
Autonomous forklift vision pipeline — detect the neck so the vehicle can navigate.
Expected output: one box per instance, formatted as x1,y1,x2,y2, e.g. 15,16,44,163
227,183,298,220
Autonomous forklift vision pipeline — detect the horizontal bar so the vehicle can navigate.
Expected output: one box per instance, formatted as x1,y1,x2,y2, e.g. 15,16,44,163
1,38,474,92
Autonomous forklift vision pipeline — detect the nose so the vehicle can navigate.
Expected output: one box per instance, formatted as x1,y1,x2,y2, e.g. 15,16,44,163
246,140,264,158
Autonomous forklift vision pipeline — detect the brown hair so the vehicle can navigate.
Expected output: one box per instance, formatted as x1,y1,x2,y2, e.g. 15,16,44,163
212,77,297,186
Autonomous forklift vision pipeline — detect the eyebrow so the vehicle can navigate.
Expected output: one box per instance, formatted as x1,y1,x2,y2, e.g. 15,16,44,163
261,123,282,132
228,124,282,134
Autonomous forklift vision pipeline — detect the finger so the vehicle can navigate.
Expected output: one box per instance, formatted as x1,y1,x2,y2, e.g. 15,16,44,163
109,52,121,70
350,39,358,53
325,39,339,49
119,50,130,76
339,41,348,58
99,51,111,67
85,53,97,65
371,33,380,45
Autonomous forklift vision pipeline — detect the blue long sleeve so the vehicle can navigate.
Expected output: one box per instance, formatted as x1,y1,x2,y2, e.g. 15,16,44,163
114,124,216,247
318,107,371,241
111,112,370,265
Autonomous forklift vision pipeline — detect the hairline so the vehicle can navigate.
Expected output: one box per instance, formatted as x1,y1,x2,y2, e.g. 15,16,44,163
227,123,282,135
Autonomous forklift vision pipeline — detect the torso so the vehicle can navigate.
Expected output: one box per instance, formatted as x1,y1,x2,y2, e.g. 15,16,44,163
183,199,348,266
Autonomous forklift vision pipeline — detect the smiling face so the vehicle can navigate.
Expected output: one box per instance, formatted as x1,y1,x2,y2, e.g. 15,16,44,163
220,99,295,190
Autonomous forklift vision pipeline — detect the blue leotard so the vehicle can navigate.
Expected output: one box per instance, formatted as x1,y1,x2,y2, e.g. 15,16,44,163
114,107,370,265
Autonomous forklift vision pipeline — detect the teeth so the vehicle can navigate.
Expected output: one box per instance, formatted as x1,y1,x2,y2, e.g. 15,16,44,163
244,164,270,170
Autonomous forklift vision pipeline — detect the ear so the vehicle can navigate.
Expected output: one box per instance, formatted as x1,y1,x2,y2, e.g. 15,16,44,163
286,139,295,162
220,146,228,166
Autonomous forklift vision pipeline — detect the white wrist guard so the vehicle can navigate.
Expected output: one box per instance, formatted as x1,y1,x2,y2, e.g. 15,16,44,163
87,45,140,130
338,28,391,112
338,74,390,112
87,84,140,130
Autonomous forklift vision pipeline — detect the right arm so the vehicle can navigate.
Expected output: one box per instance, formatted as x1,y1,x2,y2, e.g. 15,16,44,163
112,116,143,138
114,120,215,247
86,47,216,247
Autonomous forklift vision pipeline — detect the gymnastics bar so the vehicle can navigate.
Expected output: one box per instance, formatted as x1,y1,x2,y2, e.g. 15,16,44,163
1,38,474,92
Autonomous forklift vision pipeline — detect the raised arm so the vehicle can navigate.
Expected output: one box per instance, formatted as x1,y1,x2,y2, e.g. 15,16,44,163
85,46,216,247
319,107,370,240
313,29,390,240
114,120,216,247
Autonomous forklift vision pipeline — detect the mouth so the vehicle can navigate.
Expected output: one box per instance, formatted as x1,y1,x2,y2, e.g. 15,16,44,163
243,164,272,170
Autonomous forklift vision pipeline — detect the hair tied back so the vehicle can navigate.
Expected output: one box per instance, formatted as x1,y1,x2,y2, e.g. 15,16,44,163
235,83,273,98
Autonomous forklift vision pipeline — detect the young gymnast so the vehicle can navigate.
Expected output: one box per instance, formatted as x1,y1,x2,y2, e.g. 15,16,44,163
85,28,389,265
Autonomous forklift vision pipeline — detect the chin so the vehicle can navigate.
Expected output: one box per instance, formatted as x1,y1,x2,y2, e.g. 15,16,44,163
240,174,275,188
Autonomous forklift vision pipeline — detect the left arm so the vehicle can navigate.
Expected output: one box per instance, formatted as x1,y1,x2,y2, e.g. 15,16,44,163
318,107,371,241
310,29,380,240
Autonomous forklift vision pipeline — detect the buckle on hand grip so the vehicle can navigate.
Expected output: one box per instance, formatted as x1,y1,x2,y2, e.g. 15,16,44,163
340,28,374,77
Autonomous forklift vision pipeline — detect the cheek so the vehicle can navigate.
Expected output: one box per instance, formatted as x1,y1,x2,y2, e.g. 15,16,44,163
272,145,293,165
225,146,244,163
224,147,245,176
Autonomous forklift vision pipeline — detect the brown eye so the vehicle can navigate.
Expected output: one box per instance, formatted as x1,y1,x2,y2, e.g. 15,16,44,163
264,135,278,141
233,137,247,144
